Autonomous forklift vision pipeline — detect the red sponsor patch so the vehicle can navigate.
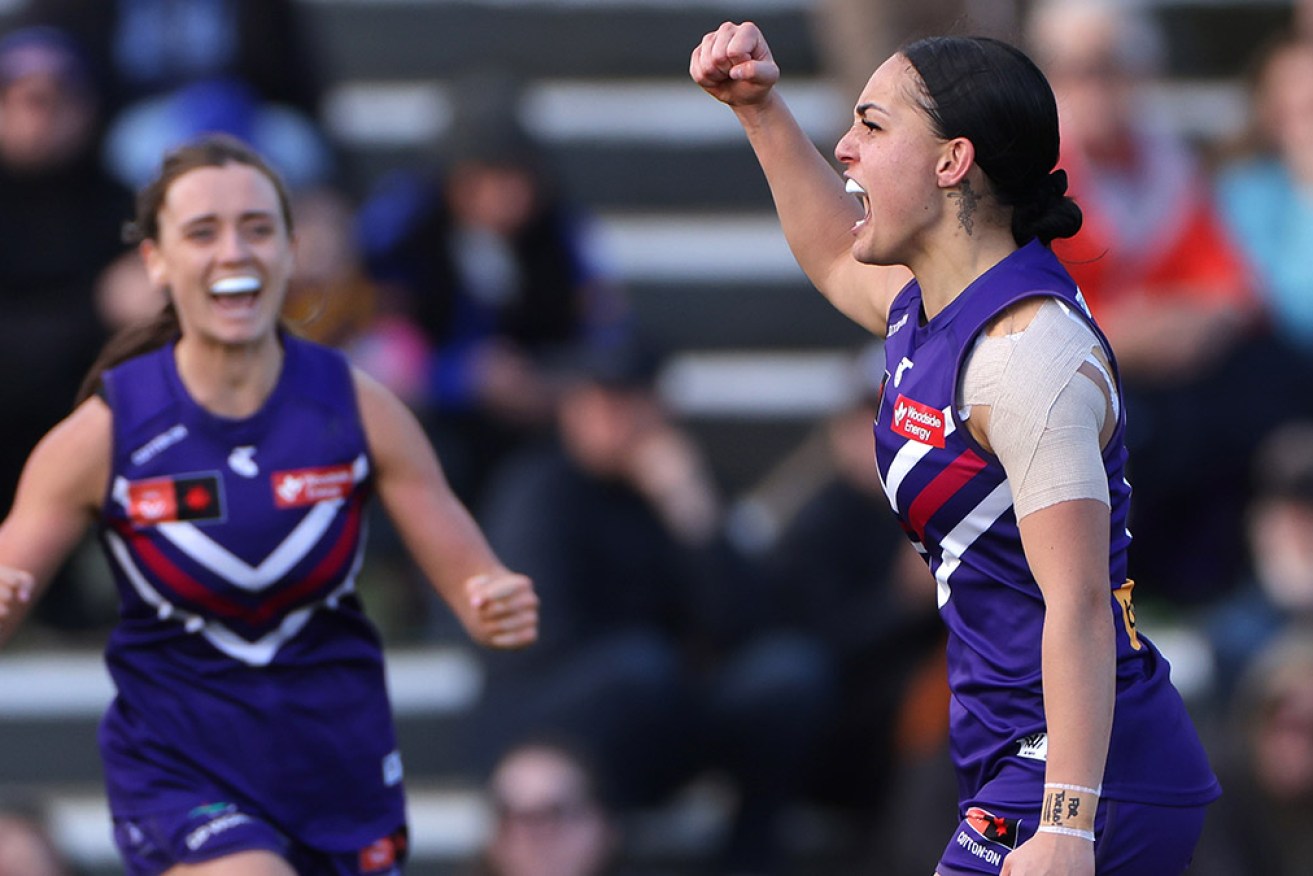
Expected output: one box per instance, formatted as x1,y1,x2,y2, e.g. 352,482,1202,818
271,463,355,509
965,806,1020,849
890,394,946,447
128,479,176,525
127,475,223,526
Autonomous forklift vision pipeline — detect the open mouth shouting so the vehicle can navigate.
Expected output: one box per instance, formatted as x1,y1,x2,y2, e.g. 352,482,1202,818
209,275,262,312
845,177,870,233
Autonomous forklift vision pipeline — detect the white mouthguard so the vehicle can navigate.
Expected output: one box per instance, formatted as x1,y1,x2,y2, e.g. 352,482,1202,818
210,276,261,296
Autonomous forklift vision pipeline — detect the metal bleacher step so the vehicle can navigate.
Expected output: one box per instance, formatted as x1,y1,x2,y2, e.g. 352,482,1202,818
324,77,845,211
299,0,820,84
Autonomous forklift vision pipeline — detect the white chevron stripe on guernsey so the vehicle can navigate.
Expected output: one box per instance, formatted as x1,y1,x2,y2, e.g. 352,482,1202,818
197,537,365,666
105,528,206,630
933,480,1014,608
104,527,367,667
111,454,370,593
881,440,932,514
200,610,317,666
881,405,956,514
157,501,343,592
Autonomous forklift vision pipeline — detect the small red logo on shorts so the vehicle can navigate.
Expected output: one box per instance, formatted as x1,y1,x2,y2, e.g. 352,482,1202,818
271,463,355,509
966,806,1020,848
891,394,946,447
358,828,408,873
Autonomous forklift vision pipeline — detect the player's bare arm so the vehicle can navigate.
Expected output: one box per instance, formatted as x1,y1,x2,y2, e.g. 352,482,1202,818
1008,499,1113,876
690,20,908,335
353,368,538,650
0,397,111,647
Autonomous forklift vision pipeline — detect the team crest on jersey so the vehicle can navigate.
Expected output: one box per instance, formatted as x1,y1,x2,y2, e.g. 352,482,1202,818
227,445,258,478
965,806,1020,849
127,474,224,527
891,394,946,447
271,463,356,509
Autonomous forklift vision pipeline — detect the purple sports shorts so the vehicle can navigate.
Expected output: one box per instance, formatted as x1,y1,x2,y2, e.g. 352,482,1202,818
113,801,408,876
935,796,1207,875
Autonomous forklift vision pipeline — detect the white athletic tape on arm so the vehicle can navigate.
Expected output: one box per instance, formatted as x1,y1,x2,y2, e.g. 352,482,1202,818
960,300,1113,521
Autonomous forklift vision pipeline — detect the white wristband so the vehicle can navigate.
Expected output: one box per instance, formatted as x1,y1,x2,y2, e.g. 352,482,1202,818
1044,782,1101,796
1037,825,1095,842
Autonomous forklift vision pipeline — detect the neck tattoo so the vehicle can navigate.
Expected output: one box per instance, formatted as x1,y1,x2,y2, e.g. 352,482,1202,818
949,179,978,236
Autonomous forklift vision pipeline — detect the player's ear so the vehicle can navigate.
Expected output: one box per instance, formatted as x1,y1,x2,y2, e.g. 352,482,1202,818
140,239,167,291
936,137,975,189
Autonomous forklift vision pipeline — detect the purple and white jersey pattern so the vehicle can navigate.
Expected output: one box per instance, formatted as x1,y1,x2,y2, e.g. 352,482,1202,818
97,333,405,850
873,241,1218,808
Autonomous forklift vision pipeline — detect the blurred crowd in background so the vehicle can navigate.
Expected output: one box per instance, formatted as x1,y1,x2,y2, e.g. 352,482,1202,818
2,0,1313,874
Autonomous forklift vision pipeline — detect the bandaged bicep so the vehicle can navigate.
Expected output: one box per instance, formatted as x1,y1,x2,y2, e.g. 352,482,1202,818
960,300,1116,521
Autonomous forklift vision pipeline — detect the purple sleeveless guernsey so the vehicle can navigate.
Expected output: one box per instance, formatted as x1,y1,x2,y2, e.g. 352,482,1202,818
97,333,405,849
874,240,1218,808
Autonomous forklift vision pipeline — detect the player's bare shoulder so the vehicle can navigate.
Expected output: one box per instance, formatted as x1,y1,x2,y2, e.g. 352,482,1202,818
982,296,1047,338
350,367,411,433
349,365,435,477
24,396,113,512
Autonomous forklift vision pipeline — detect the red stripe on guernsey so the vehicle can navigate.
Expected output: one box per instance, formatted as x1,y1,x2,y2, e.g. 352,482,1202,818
252,497,362,624
904,449,988,542
113,497,363,628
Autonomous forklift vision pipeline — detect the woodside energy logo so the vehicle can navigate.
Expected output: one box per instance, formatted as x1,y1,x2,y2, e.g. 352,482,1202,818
891,394,946,447
271,464,355,509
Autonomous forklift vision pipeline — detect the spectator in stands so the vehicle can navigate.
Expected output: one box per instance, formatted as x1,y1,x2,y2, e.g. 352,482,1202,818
472,341,833,876
1203,422,1313,709
283,187,430,404
1298,0,1313,39
100,76,335,193
1027,0,1259,377
0,25,133,630
0,808,69,876
19,0,322,120
763,390,950,870
465,739,624,876
1189,628,1313,876
1215,34,1313,360
1027,0,1270,606
359,73,630,508
20,0,335,191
